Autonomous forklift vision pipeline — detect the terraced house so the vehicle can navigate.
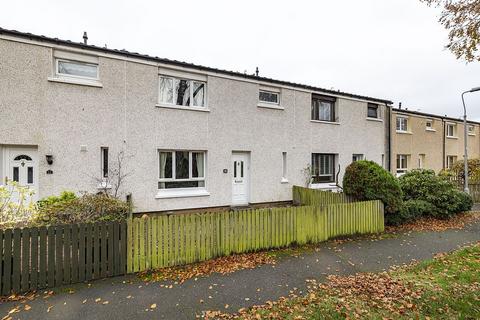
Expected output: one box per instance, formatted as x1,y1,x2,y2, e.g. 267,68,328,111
0,28,392,212
391,108,480,176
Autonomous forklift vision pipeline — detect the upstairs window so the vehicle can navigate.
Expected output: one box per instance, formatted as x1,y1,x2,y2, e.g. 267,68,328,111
396,117,408,132
259,90,280,105
367,103,379,119
56,59,98,80
468,125,475,135
312,95,336,122
426,119,434,130
312,153,335,183
159,150,205,189
352,154,364,162
159,76,206,108
446,123,456,137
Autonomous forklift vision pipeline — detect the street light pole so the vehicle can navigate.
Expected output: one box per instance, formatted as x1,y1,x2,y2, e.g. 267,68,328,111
461,87,480,193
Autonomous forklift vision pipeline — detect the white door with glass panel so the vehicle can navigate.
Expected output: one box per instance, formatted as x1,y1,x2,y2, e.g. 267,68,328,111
4,147,38,202
232,153,249,206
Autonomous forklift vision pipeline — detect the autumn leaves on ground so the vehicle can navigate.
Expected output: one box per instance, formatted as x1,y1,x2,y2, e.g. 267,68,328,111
204,242,480,319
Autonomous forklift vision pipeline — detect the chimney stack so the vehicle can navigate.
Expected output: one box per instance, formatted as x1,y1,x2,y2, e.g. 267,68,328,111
83,31,88,45
399,102,402,109
255,67,259,77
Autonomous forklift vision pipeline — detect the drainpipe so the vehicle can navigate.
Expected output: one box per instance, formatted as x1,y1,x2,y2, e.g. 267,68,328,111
442,119,446,170
386,103,391,171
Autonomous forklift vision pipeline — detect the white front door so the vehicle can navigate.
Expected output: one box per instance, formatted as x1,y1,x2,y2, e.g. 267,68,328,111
3,146,39,202
232,153,250,206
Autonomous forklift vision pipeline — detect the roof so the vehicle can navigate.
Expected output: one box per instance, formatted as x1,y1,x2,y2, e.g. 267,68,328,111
0,27,393,105
392,108,480,125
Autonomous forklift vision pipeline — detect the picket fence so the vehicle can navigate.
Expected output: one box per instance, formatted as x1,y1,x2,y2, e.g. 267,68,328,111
1,187,385,294
292,185,352,206
0,222,127,295
127,200,384,273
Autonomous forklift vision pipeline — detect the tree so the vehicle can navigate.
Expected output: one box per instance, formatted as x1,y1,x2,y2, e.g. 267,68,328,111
93,151,133,198
422,0,480,62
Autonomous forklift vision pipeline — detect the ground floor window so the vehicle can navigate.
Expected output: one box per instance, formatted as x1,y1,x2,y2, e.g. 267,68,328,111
158,150,205,189
446,155,457,169
396,154,408,174
312,153,335,183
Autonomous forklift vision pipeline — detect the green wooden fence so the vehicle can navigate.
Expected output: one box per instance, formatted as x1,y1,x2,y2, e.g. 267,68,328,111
127,200,384,273
0,222,127,295
292,185,352,206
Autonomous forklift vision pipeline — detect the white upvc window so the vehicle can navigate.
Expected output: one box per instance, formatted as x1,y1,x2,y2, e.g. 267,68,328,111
158,76,206,108
367,103,379,119
446,123,456,138
158,150,206,189
259,90,280,105
426,119,434,131
352,154,364,162
396,154,408,175
396,116,408,132
312,153,335,183
446,155,457,169
281,152,288,183
468,125,475,135
56,58,99,80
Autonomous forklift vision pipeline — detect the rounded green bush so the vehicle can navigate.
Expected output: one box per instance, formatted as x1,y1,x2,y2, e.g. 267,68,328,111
390,199,435,226
398,169,473,219
343,160,403,220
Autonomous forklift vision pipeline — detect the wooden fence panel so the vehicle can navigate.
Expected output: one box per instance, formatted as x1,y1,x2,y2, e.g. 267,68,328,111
0,221,127,295
127,199,384,274
292,185,353,206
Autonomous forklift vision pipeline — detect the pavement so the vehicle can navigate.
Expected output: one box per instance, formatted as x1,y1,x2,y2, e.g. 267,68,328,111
1,221,480,320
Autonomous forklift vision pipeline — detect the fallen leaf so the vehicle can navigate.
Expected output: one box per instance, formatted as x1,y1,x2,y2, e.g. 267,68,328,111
150,303,157,309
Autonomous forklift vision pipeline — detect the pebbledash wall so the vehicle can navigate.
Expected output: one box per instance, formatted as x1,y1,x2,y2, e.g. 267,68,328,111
0,28,391,213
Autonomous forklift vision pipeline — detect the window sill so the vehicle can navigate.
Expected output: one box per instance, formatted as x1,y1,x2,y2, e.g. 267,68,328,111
281,178,289,184
468,133,476,136
446,136,458,140
426,128,436,132
48,76,103,88
366,117,383,122
155,103,210,112
155,188,210,199
257,102,284,110
396,130,412,135
309,183,339,191
310,120,340,125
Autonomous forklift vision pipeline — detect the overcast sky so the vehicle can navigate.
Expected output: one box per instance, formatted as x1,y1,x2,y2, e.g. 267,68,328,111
1,0,480,120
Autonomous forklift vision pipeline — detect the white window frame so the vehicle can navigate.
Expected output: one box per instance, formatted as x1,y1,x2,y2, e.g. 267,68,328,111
311,153,336,184
396,116,408,133
446,123,456,138
281,152,288,183
158,75,207,109
446,155,457,169
468,125,475,136
55,58,99,81
396,154,408,175
425,119,435,131
367,103,379,119
352,154,364,162
158,150,206,189
259,90,280,105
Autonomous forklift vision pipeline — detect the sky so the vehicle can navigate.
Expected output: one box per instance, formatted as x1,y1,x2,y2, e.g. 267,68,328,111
1,0,480,120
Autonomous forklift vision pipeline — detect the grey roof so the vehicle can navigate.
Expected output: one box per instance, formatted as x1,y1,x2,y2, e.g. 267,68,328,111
392,108,480,125
0,27,393,105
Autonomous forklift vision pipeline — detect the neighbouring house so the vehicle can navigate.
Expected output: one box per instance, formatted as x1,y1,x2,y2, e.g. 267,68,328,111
0,27,392,213
391,108,480,176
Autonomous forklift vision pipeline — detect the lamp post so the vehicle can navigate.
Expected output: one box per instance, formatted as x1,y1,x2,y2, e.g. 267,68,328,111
461,87,480,193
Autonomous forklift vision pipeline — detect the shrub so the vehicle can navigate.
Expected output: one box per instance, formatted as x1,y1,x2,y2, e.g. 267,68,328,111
37,191,77,209
0,181,38,229
389,199,436,226
343,160,403,221
398,169,473,219
34,193,130,225
449,158,480,183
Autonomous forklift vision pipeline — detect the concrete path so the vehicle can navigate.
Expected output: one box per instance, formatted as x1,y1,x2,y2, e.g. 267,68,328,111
1,221,479,320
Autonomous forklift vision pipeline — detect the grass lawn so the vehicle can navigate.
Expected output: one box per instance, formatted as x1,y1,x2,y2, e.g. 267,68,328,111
208,242,480,319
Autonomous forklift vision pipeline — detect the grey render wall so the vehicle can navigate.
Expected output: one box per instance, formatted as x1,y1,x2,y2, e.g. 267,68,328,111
0,36,388,212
